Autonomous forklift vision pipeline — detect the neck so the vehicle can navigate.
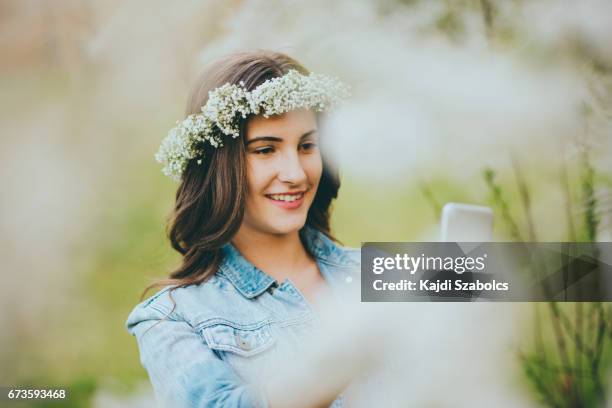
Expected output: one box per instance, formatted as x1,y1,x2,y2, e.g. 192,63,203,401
231,225,313,282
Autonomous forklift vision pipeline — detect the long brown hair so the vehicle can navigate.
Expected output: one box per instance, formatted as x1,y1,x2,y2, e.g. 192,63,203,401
141,50,341,304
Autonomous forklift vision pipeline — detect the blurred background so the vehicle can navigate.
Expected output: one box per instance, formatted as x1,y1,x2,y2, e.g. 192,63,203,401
1,0,611,406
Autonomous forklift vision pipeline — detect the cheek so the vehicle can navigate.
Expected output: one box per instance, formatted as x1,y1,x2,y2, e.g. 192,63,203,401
246,160,272,198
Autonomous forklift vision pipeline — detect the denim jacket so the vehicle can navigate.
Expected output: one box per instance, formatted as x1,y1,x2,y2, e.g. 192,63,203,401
125,225,360,408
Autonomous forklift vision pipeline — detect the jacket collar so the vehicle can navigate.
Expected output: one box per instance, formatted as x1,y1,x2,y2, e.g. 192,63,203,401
219,225,352,299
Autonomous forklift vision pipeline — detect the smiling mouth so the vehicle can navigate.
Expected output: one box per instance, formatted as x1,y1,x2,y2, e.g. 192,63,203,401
265,192,305,202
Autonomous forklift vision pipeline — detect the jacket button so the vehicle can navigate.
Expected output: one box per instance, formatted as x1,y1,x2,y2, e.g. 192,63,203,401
236,335,251,351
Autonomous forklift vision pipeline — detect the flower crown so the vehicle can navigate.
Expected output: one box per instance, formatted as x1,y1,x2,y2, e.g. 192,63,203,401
155,69,350,181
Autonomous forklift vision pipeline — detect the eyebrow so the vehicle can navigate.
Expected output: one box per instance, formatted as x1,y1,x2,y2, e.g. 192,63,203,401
246,129,318,146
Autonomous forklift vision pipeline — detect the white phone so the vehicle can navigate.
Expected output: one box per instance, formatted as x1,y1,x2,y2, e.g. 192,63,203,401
440,203,494,242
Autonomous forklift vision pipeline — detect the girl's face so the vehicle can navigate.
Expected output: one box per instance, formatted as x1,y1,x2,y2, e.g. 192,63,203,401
242,108,322,236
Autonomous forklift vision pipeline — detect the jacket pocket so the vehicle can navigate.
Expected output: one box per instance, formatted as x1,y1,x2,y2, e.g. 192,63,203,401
201,321,275,358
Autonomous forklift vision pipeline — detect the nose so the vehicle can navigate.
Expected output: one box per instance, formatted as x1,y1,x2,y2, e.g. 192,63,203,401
277,150,307,185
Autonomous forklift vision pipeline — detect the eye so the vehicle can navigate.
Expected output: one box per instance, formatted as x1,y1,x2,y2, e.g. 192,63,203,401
253,146,275,155
299,142,318,152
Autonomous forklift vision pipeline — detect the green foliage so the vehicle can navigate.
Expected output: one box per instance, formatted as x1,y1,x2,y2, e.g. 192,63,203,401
480,146,611,407
580,150,599,242
483,168,523,241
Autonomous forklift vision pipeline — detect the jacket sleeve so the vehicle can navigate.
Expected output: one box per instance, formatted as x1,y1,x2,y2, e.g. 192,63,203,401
126,300,269,408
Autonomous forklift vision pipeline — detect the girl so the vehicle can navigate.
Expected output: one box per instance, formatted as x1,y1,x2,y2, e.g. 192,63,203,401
126,50,360,408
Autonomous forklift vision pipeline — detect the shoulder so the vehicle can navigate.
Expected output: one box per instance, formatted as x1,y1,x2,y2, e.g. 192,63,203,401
125,285,175,332
125,275,236,333
125,272,271,335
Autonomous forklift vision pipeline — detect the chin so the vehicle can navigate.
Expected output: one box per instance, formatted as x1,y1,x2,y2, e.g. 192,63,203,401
266,218,307,235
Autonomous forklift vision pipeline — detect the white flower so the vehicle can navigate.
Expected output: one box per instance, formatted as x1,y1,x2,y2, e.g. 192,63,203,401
155,70,350,180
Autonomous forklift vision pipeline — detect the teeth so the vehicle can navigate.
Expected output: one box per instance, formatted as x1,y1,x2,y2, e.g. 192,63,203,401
269,193,303,202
